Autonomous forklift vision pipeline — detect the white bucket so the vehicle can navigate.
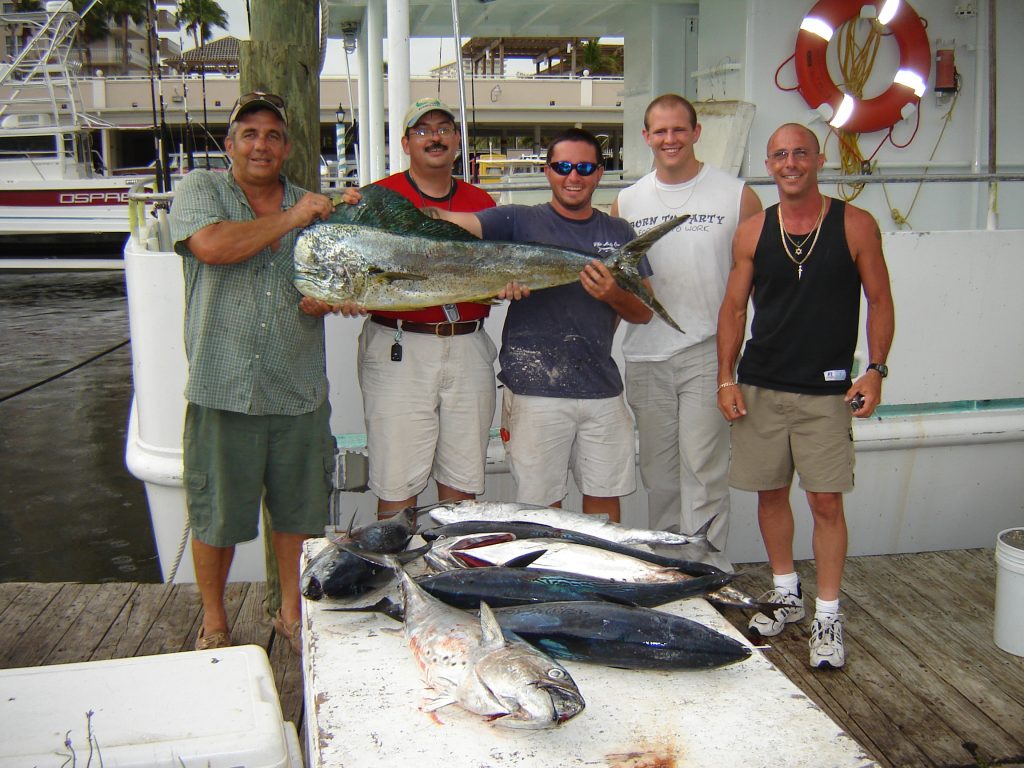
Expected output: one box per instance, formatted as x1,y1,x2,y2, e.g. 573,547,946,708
994,527,1024,656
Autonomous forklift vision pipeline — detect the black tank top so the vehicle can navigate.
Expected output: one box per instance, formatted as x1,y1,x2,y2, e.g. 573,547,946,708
737,198,861,395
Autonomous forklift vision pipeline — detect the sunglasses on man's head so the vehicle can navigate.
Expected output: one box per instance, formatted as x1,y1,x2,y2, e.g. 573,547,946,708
237,91,285,108
548,161,599,177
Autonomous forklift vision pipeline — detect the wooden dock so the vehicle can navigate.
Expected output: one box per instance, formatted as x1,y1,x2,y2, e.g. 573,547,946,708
1,549,1022,768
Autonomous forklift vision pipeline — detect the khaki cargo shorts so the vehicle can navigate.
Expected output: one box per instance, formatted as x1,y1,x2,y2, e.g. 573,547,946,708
728,384,854,493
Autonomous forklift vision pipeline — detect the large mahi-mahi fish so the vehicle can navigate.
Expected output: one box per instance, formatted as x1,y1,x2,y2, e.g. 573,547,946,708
293,185,689,332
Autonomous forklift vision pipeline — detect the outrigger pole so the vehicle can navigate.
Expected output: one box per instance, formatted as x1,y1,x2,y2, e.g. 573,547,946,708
449,0,470,182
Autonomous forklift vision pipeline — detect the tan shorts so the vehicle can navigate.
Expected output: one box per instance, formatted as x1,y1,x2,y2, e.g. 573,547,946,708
358,317,497,501
502,389,637,505
728,384,854,493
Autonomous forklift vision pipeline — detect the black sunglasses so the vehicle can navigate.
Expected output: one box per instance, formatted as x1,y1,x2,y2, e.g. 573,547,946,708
548,161,600,177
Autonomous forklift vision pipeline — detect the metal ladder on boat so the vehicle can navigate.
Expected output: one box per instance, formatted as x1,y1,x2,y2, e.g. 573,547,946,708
0,0,100,127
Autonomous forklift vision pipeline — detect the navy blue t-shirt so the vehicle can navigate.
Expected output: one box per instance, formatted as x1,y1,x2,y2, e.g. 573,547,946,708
476,203,636,398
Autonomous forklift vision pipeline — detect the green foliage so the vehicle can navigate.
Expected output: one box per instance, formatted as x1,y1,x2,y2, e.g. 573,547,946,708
579,39,621,76
175,0,229,50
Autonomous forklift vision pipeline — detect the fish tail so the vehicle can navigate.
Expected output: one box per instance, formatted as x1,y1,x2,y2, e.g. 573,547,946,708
606,214,690,333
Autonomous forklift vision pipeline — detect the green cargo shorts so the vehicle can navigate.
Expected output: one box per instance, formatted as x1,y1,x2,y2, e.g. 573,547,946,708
183,401,336,547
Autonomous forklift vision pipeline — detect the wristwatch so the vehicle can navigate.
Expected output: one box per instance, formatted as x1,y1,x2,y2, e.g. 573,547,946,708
866,363,888,378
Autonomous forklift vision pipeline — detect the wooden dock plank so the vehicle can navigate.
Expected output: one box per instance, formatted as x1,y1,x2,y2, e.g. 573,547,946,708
42,582,136,665
0,583,63,664
3,549,1023,768
91,583,175,660
135,583,202,656
0,583,88,667
844,555,1024,758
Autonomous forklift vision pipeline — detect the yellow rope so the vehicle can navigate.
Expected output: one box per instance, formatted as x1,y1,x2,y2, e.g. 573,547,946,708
833,17,885,202
883,88,960,229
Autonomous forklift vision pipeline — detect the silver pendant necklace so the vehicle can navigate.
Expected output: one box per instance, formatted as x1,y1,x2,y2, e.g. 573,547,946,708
653,163,703,211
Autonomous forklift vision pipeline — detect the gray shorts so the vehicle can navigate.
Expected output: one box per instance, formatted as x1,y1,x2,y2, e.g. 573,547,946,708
728,384,854,493
358,318,497,501
502,389,637,505
183,401,335,546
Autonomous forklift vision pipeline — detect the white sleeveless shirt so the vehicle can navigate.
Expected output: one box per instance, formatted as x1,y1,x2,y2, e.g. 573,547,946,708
617,164,744,361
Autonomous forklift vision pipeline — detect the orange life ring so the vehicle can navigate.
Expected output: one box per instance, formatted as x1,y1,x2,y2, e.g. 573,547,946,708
794,0,931,134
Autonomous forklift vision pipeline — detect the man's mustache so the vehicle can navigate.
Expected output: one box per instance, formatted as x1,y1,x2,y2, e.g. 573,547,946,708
425,143,446,152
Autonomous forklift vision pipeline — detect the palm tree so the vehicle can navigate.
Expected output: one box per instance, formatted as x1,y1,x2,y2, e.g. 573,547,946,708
175,0,228,50
580,39,621,76
71,0,111,71
103,0,148,74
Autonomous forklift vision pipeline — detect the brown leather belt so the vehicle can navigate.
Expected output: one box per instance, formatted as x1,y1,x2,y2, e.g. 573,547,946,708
371,315,483,337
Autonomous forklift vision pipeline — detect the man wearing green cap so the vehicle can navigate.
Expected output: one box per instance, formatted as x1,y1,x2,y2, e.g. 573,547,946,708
170,92,337,655
340,98,497,519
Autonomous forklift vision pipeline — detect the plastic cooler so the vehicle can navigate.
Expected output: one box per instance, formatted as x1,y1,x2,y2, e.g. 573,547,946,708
0,645,300,768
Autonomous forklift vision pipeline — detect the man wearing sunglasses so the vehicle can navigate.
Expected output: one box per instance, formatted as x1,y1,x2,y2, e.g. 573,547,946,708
340,97,497,520
612,94,762,553
423,128,652,521
170,92,337,655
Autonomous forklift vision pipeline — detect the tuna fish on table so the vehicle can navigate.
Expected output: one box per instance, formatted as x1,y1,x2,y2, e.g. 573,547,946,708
423,500,715,548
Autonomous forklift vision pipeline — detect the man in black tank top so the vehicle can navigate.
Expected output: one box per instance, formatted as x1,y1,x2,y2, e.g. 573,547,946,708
715,123,895,670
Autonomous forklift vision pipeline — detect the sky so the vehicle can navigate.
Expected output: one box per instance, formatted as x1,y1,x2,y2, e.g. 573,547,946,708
210,0,464,77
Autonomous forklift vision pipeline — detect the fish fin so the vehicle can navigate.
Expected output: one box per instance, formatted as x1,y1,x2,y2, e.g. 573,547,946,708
422,694,459,712
367,267,430,283
326,185,481,242
323,595,405,622
395,542,432,564
675,515,721,553
335,542,389,567
453,532,518,550
605,214,690,333
503,550,548,569
478,602,507,649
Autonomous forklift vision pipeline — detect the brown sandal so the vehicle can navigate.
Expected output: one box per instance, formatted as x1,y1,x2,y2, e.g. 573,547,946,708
195,626,232,651
273,609,302,654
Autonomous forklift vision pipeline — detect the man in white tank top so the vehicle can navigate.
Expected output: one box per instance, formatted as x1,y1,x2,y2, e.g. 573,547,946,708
612,94,761,551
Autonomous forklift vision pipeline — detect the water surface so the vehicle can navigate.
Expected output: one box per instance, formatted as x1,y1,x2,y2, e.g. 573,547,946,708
0,270,161,583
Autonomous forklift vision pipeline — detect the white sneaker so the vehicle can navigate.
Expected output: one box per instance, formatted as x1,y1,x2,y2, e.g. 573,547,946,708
747,587,805,638
808,614,846,669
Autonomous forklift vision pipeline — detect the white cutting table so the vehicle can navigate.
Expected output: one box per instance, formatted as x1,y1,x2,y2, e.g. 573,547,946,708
301,540,877,767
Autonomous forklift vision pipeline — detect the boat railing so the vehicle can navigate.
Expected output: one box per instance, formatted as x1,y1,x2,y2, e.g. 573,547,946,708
128,184,175,252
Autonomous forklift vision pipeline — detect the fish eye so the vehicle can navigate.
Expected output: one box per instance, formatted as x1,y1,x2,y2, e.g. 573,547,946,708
548,668,566,679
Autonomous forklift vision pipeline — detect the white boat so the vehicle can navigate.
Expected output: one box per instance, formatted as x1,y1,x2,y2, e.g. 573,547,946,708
0,1,149,264
124,0,1024,583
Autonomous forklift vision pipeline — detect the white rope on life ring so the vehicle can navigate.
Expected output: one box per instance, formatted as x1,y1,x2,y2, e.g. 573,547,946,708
794,0,931,134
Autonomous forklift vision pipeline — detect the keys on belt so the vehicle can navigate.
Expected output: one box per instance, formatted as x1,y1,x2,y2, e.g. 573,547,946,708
371,316,483,337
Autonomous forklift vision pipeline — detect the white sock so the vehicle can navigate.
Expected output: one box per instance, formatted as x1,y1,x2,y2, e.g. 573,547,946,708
815,597,840,618
772,572,800,597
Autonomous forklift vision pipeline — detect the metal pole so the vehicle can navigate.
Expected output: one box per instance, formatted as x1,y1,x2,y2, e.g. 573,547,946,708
449,0,470,182
987,0,998,229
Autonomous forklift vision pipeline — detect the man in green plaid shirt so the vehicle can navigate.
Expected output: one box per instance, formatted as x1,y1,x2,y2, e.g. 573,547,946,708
169,92,338,654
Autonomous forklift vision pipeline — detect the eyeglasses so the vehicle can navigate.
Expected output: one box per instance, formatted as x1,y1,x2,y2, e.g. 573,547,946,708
237,91,285,108
548,161,600,177
409,126,456,138
768,148,815,163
